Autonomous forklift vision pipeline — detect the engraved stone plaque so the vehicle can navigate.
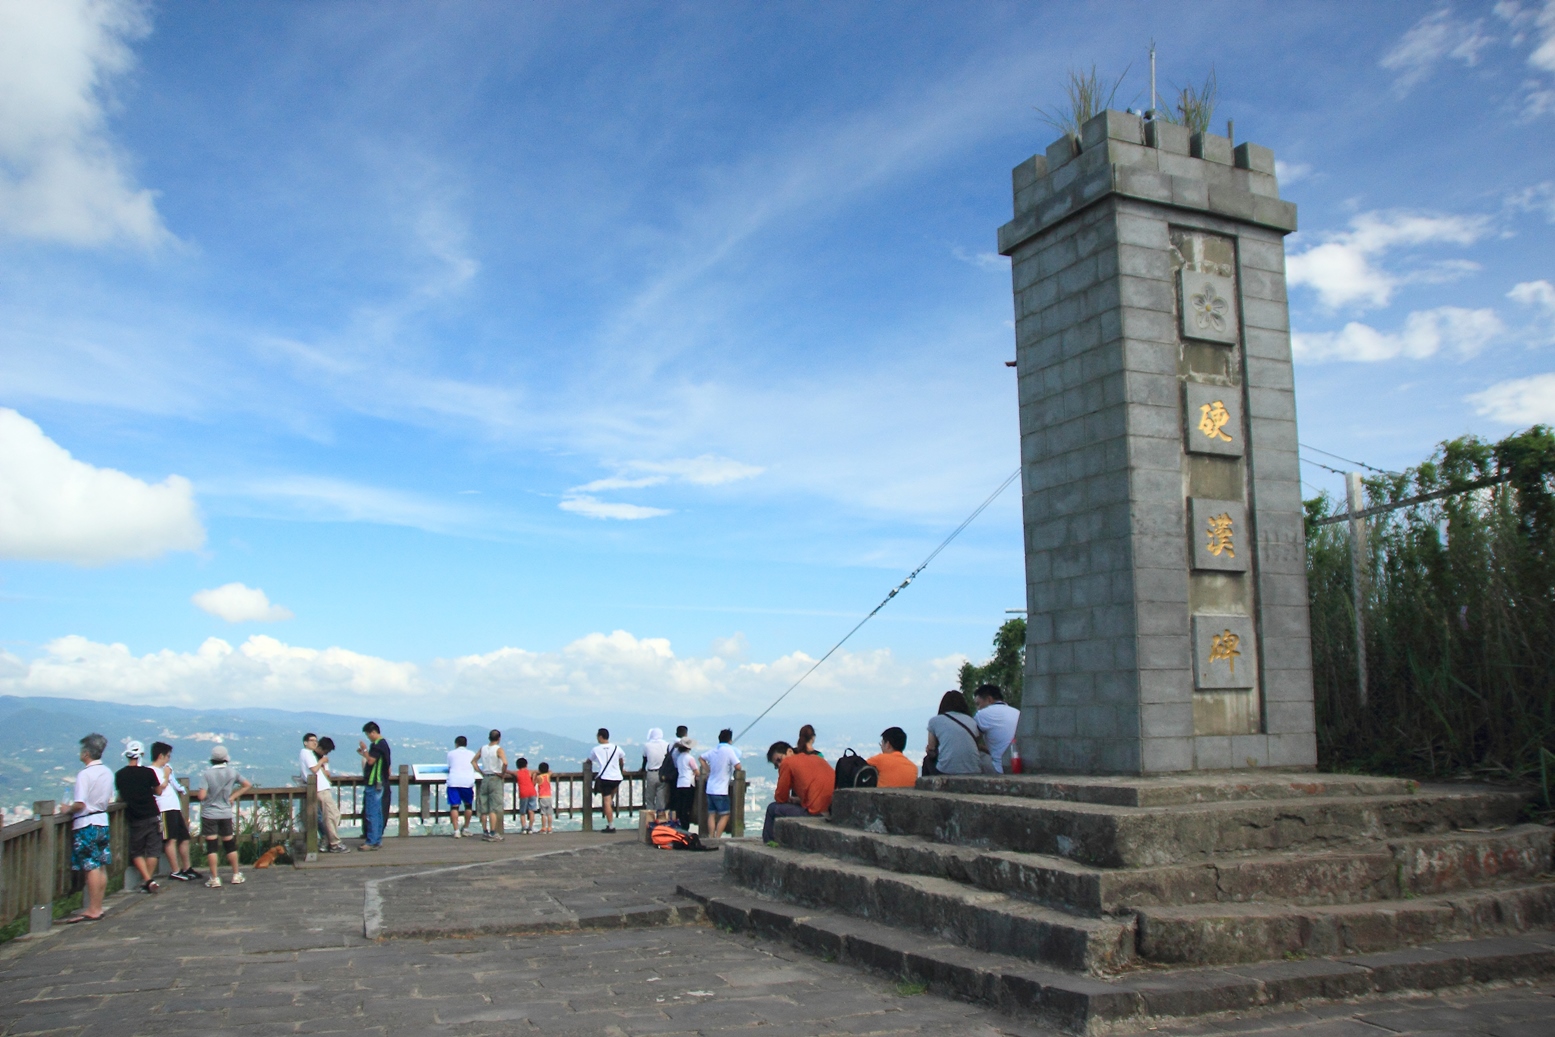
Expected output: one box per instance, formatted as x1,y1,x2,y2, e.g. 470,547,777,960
1185,382,1244,457
1193,615,1257,690
1179,269,1239,344
1190,498,1249,572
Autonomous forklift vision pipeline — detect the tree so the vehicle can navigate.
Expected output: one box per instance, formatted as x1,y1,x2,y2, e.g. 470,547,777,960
958,618,1026,710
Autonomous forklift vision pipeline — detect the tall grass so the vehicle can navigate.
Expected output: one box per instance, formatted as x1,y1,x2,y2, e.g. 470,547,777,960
1160,68,1217,135
1306,427,1555,786
1036,66,1130,141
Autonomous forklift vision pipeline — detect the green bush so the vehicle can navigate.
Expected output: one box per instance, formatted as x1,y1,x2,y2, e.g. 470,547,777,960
1307,427,1555,790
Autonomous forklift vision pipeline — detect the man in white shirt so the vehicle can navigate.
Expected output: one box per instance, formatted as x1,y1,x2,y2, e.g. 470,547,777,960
699,729,741,838
64,733,114,923
641,727,669,822
586,728,625,834
301,734,348,852
973,684,1021,773
445,735,478,838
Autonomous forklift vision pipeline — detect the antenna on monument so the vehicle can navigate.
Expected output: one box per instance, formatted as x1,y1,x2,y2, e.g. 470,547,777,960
1149,41,1157,119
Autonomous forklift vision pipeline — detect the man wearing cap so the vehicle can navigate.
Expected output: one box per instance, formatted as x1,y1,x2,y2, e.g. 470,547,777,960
115,741,168,894
191,744,251,888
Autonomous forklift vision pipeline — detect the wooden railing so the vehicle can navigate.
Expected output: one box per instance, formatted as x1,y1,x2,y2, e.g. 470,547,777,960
0,800,128,931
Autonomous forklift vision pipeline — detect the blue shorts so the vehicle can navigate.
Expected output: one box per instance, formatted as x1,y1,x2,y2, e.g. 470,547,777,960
448,786,473,808
706,793,731,815
72,825,111,871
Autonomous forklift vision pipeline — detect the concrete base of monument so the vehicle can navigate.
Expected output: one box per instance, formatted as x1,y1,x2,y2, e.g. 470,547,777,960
681,773,1555,1033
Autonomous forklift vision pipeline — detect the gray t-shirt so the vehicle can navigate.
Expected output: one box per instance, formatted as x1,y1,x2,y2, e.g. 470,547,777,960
927,714,984,775
196,764,244,820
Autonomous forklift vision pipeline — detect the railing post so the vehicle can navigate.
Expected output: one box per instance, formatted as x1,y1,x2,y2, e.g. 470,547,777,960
419,781,430,824
304,775,319,862
581,760,594,832
397,765,410,838
31,801,55,933
694,773,708,835
732,767,746,837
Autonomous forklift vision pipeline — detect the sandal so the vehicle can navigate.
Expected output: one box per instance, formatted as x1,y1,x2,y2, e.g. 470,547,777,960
64,913,102,924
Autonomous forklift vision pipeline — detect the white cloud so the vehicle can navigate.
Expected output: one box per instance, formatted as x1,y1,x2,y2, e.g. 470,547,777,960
562,454,762,519
1508,181,1555,220
557,496,673,521
1286,211,1491,310
1509,278,1555,343
1292,306,1504,362
192,583,294,623
0,629,962,718
0,407,204,564
0,0,168,247
1274,160,1313,185
1467,372,1555,422
1496,1,1555,114
1382,7,1495,92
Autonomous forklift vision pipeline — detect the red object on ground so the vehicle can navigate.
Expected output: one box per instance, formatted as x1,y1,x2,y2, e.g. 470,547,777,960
1009,744,1024,774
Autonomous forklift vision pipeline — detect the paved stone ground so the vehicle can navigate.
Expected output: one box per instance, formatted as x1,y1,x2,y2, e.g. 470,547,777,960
371,840,721,937
0,841,1549,1036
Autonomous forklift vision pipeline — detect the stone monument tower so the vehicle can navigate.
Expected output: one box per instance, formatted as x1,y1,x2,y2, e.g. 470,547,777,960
999,110,1315,774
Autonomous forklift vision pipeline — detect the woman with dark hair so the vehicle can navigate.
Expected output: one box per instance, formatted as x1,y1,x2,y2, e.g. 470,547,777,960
796,724,819,756
924,690,990,775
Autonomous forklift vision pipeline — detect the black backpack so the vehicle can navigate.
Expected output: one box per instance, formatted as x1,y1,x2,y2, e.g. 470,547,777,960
657,746,679,783
833,748,878,789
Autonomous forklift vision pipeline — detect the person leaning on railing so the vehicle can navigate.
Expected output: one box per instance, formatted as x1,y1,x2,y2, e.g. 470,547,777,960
63,733,114,923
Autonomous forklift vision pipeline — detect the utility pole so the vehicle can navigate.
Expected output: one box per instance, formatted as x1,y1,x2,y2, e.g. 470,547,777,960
1345,472,1369,709
1149,42,1157,117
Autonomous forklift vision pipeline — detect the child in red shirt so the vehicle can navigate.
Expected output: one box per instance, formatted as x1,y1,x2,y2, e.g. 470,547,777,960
514,758,538,834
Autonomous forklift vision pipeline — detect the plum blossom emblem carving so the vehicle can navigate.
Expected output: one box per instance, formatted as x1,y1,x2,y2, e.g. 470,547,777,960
1189,281,1229,333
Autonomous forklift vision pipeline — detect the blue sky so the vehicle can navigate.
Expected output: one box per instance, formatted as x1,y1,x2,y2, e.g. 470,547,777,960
0,2,1551,734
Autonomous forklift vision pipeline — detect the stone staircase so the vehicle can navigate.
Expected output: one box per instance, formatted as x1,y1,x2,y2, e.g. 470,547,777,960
678,774,1555,1033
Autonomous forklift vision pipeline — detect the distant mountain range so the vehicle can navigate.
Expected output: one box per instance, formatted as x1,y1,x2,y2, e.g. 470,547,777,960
0,695,594,813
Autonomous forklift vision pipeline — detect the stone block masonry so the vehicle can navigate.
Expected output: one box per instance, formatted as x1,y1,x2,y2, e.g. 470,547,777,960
1000,109,1315,774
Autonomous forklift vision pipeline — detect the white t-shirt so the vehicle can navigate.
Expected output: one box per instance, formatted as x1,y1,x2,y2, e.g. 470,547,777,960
674,745,699,788
153,764,185,813
700,743,741,796
975,701,1021,773
588,743,624,781
300,748,332,790
446,747,477,788
643,736,669,772
72,760,114,830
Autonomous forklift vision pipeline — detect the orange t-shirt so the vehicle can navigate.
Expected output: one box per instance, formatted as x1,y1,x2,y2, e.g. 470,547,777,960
536,774,551,797
515,768,537,797
866,751,917,788
775,753,835,815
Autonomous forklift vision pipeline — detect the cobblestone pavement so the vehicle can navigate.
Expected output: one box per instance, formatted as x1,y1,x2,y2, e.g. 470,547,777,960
371,840,722,937
0,842,1549,1036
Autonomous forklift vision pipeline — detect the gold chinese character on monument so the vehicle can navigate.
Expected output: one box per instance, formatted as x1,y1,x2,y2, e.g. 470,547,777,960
1198,400,1234,442
1208,629,1241,677
1205,512,1236,558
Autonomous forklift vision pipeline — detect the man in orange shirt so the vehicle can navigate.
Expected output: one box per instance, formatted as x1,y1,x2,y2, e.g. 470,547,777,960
762,740,835,843
866,727,917,788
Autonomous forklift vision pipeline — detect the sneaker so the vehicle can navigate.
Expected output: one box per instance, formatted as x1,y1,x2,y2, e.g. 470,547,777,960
327,844,351,853
141,880,160,894
452,829,461,839
168,870,192,882
205,877,222,888
230,873,245,885
360,843,380,852
602,826,617,834
182,868,204,880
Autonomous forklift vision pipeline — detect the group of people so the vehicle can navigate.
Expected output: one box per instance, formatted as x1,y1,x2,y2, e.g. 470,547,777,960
62,732,256,923
758,683,1021,842
54,684,1020,918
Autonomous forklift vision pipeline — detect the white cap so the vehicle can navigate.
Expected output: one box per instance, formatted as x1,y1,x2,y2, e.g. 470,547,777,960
123,740,145,759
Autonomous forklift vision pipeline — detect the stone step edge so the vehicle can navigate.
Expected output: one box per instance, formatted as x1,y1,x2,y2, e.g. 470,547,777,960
778,818,1555,914
372,898,704,940
677,879,1555,1036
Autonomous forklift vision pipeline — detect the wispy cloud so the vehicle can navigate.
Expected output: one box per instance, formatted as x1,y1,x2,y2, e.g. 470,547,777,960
561,455,763,519
557,496,673,521
1467,371,1555,422
1381,7,1495,94
203,475,475,534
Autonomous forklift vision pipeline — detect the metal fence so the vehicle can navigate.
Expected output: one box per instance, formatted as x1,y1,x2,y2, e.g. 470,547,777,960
0,799,129,931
